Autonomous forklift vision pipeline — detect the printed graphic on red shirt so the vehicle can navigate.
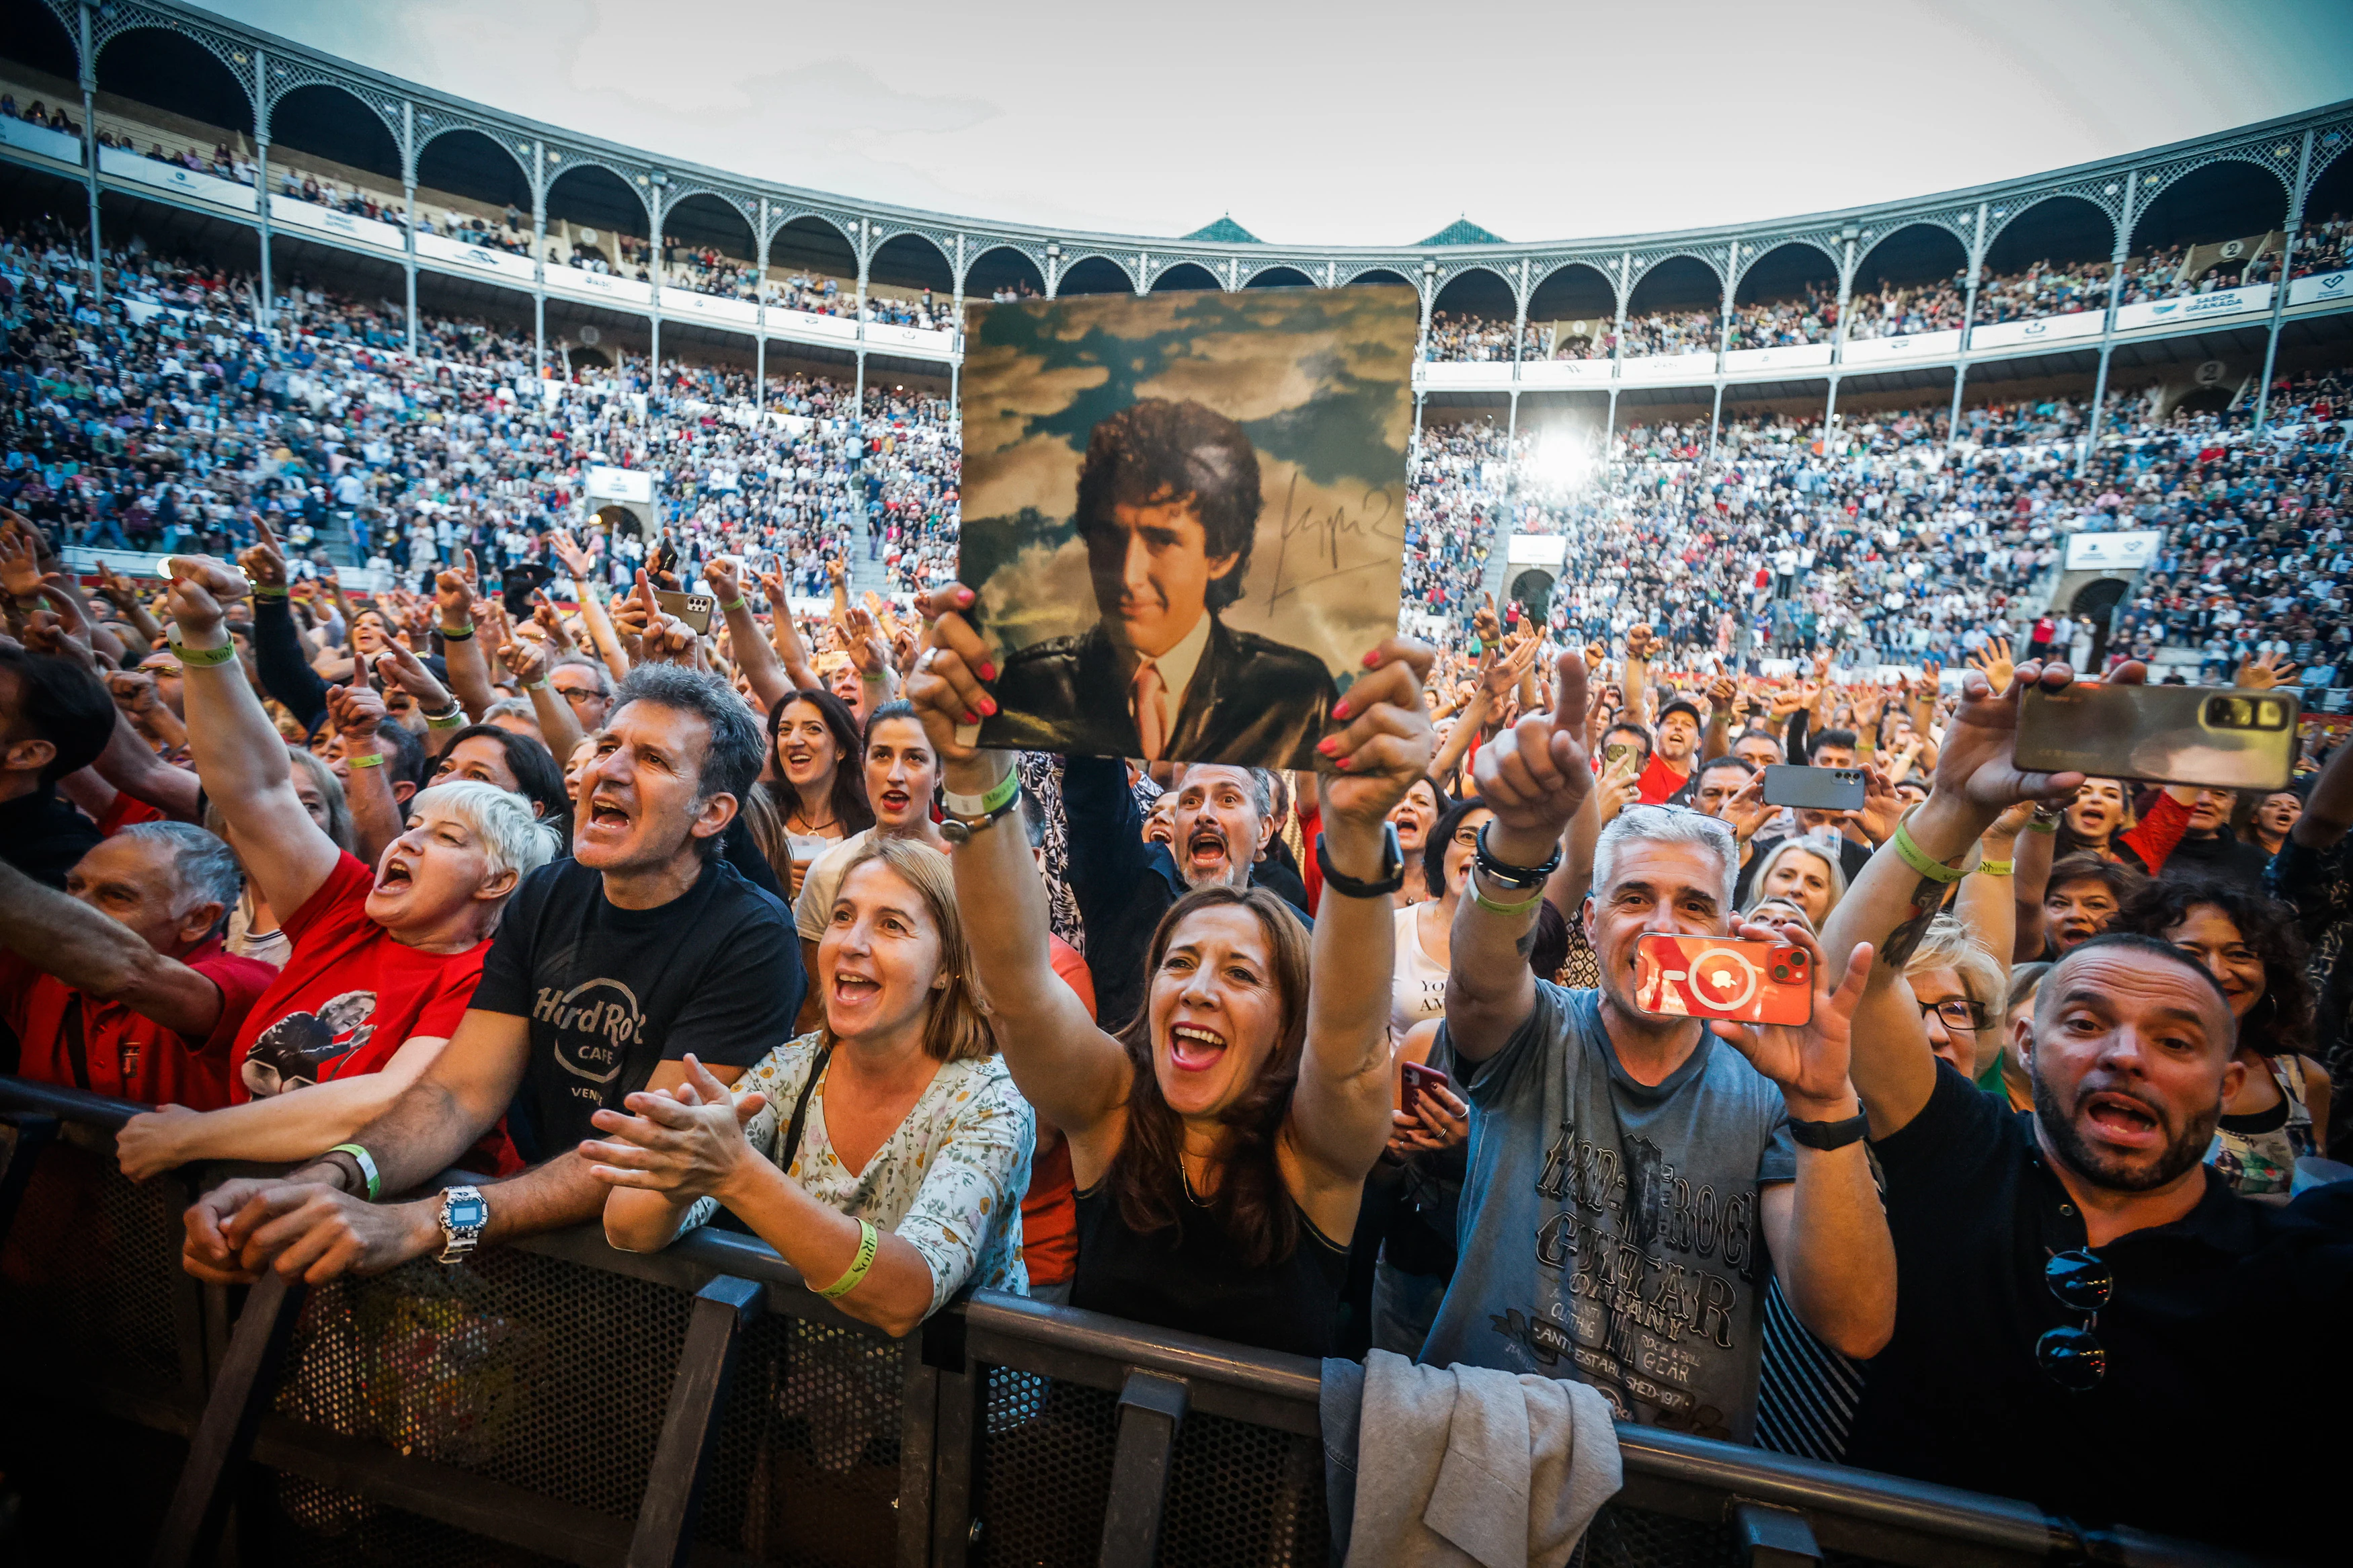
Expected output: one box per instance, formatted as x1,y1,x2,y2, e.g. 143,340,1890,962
241,989,381,1097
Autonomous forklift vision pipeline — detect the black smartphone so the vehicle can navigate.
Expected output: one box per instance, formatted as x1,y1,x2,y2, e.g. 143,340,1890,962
2017,684,2299,792
1761,764,1866,812
649,534,680,583
500,561,555,617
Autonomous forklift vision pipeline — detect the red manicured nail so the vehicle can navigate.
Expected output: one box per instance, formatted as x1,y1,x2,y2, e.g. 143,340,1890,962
1317,736,1339,755
963,710,978,725
957,587,975,605
1334,755,1354,770
980,696,998,716
1331,700,1352,721
1362,649,1381,667
979,662,996,682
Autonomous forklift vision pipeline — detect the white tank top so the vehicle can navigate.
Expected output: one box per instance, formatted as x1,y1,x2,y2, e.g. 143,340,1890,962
1390,903,1450,1041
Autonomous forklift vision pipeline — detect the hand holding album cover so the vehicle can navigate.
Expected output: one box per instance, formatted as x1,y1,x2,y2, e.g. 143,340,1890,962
955,286,1419,771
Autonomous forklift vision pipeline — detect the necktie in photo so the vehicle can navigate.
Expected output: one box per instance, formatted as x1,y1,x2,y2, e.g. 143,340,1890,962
1132,659,1168,763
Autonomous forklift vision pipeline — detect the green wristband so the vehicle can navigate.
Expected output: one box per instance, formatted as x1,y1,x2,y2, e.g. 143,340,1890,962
720,595,748,612
1892,818,1969,884
346,751,385,769
439,624,475,641
1472,881,1546,918
168,638,239,667
817,1218,879,1299
251,584,289,600
329,1143,381,1200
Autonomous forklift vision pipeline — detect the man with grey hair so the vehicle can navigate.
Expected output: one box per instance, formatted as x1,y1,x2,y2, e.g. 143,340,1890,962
0,823,276,1106
1420,651,1895,1444
1062,753,1309,1031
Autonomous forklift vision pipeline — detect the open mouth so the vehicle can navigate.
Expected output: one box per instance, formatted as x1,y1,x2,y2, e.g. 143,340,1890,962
1186,829,1229,870
586,795,633,833
832,971,880,1005
2080,1090,2163,1147
1168,1024,1227,1072
878,789,912,815
376,858,415,892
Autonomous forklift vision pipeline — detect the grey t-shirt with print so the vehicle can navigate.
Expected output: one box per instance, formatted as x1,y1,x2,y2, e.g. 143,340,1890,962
1420,981,1797,1444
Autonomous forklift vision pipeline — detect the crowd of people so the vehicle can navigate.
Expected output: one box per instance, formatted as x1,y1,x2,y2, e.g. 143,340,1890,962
1726,282,1838,349
8,193,2353,1557
1843,275,1967,339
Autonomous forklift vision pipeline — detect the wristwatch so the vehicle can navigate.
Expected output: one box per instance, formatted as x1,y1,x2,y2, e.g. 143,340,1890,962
1316,823,1405,899
436,1184,488,1264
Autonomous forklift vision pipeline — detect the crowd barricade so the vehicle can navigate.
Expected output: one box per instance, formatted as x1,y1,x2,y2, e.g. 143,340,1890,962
0,1076,2273,1568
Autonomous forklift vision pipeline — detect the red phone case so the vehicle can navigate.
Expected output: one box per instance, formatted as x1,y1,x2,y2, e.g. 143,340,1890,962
1400,1061,1449,1116
1633,935,1813,1026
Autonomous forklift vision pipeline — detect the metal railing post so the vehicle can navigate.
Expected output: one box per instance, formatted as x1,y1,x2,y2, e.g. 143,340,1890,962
926,1309,982,1568
1096,1370,1189,1568
624,1274,764,1568
148,1269,309,1568
1736,1500,1824,1568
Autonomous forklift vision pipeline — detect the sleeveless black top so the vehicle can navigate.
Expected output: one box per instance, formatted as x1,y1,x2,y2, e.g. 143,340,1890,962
1070,1177,1351,1358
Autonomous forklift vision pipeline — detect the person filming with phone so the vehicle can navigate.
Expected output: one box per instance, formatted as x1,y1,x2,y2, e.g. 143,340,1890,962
1817,656,2353,1557
1423,649,1894,1442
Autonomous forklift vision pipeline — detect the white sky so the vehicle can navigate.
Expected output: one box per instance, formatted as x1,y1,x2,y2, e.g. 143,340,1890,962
198,0,2353,247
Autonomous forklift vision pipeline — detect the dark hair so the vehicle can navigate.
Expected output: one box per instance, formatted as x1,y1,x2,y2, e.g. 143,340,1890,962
2044,852,2147,909
764,688,873,835
1808,727,1859,759
1424,794,1490,899
1601,722,1652,762
2112,877,2315,1057
1075,399,1261,614
611,665,764,858
0,648,114,786
372,716,428,798
863,698,924,749
2042,932,2237,1034
1107,885,1312,1268
431,723,572,843
1693,755,1755,786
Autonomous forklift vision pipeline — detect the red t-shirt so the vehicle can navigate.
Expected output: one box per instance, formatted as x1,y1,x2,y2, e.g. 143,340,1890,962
1636,752,1690,806
230,852,489,1104
2,939,278,1110
97,792,169,837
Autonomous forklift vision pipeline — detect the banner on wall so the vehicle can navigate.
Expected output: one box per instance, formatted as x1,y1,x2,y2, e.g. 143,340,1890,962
1509,534,1569,566
99,147,255,212
1966,310,2104,351
2113,284,2272,332
1722,343,1833,372
1839,329,1964,366
2063,530,2161,571
415,232,539,285
1618,351,1718,384
1517,358,1614,386
2290,269,2352,308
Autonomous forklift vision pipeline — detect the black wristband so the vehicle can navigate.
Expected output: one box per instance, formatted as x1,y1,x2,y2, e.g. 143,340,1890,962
1316,822,1405,899
1472,821,1561,891
1787,1112,1870,1151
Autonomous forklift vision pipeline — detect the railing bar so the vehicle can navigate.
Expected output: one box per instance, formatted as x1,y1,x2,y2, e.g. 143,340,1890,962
147,1270,308,1568
625,1275,763,1568
895,1348,940,1568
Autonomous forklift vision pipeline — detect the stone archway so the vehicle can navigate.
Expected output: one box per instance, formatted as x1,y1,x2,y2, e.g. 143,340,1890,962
1510,568,1556,624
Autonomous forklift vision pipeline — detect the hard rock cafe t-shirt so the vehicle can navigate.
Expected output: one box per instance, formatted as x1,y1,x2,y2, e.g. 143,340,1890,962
470,855,803,1165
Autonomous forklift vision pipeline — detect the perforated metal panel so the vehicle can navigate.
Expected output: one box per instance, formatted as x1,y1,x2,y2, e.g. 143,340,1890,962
697,1312,906,1567
266,1247,690,1519
1158,1407,1328,1568
1581,1503,1737,1568
255,1473,573,1568
0,1137,186,1394
969,1369,1119,1568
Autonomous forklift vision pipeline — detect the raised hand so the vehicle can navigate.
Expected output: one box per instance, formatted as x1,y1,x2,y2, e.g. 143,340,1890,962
370,637,456,712
161,555,253,639
1472,649,1594,862
496,621,549,686
2236,649,2299,691
904,583,996,766
1929,659,2102,817
532,592,578,655
1856,764,1903,845
1710,919,1876,1118
324,665,389,741
1316,639,1438,829
704,556,744,610
549,527,598,579
237,518,288,593
0,520,42,601
1966,634,2014,695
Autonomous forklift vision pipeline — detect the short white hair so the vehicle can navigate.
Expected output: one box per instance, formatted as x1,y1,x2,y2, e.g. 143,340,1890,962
1591,804,1739,913
409,779,559,885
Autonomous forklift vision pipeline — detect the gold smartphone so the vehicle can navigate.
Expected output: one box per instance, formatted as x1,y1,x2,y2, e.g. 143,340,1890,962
2016,684,2299,792
652,588,716,636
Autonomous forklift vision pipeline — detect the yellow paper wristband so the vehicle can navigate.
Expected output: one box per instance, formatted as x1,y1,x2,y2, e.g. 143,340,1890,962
817,1219,879,1299
1892,818,1969,884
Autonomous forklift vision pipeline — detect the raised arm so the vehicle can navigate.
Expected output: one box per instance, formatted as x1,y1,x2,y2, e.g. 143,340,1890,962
1448,650,1596,1063
908,589,1133,1143
756,569,821,694
493,627,586,761
166,556,344,921
704,557,791,713
433,552,497,721
322,673,406,867
1819,659,2093,1138
1287,643,1437,1190
238,528,328,734
549,530,631,683
0,856,231,1040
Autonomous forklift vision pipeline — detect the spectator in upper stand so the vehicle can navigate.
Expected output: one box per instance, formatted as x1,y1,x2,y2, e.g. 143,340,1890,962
0,646,115,889
177,662,801,1284
0,825,276,1108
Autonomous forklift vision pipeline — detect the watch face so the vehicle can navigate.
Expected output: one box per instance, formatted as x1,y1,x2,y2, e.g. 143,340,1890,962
447,1198,487,1229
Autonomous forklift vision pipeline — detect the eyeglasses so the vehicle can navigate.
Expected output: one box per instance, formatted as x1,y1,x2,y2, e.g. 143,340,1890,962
1917,997,1993,1031
2034,1248,2112,1393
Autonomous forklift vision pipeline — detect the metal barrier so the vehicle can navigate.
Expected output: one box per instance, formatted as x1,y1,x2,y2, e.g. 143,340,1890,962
0,1077,2266,1568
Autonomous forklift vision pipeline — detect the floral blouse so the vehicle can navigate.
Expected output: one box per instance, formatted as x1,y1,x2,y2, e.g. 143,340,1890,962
685,1032,1034,1314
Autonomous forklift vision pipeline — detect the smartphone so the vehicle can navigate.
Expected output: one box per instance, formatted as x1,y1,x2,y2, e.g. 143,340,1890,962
1634,934,1813,1026
2016,684,2299,792
1761,764,1866,812
653,588,716,636
500,561,555,617
1603,742,1633,769
649,534,680,581
1400,1061,1451,1118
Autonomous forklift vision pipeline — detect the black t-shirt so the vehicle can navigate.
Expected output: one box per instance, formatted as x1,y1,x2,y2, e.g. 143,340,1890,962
2158,829,2272,893
1845,1063,2353,1559
1,786,101,891
471,855,804,1164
